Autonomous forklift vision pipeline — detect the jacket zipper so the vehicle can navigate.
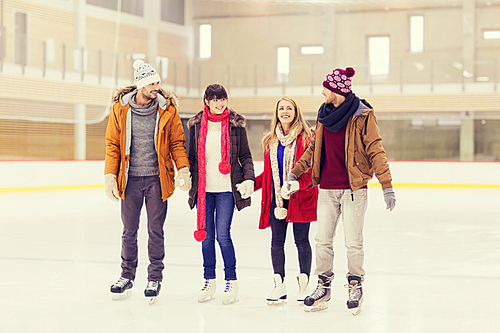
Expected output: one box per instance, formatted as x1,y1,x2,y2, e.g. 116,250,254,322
346,116,356,201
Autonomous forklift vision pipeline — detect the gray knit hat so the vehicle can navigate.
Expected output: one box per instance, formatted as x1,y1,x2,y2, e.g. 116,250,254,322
133,59,161,89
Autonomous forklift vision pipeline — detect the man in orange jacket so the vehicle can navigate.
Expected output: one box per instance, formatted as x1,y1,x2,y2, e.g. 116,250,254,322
104,59,190,304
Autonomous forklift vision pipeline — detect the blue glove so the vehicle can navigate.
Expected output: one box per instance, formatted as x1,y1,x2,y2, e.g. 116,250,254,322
383,187,396,211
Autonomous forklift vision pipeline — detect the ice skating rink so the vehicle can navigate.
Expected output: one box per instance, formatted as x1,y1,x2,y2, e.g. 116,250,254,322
1,161,499,333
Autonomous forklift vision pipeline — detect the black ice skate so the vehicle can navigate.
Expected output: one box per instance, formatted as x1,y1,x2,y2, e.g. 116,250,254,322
303,275,331,312
110,277,134,300
144,281,161,305
346,279,363,316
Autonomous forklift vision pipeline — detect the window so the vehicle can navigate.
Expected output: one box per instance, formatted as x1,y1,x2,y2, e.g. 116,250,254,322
483,30,500,40
162,0,184,25
199,24,211,59
410,15,424,52
277,47,290,82
15,12,27,66
368,36,390,76
301,46,324,55
86,0,144,16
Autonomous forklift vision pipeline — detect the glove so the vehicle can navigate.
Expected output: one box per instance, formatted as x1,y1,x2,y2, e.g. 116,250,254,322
383,187,396,211
104,173,119,202
281,172,299,199
175,167,191,191
236,180,254,199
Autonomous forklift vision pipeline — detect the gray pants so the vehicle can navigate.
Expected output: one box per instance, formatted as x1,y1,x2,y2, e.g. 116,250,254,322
120,176,168,282
314,188,368,282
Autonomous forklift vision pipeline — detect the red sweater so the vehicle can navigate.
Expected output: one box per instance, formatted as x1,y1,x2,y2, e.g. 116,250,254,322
320,125,350,189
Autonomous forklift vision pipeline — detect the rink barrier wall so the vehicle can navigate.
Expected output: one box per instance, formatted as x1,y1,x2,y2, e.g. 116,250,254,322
0,160,499,192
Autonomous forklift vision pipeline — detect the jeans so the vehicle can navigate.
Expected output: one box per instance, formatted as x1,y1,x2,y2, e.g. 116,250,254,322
120,176,168,282
315,188,367,282
202,192,237,281
270,194,311,279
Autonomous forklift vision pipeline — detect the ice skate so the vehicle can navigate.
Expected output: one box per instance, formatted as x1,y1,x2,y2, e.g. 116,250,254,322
144,281,161,305
296,273,309,305
220,280,238,305
266,274,287,305
346,279,363,315
197,278,216,303
303,275,331,312
110,277,134,300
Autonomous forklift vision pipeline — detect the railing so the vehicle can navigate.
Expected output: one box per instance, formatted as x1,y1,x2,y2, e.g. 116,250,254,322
1,36,499,96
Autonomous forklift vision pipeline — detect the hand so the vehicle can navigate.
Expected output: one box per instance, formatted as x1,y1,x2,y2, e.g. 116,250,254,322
236,180,254,199
175,167,191,191
383,187,396,211
281,172,299,198
104,173,119,202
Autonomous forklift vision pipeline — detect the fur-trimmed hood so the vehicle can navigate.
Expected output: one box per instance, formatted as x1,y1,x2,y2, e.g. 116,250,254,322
112,84,180,108
187,109,246,129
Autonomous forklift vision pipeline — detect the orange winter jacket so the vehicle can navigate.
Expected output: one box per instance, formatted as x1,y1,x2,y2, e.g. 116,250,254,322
291,99,393,191
104,85,189,201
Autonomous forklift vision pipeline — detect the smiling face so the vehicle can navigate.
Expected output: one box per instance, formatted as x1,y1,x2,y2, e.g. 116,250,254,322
277,100,296,130
205,97,228,115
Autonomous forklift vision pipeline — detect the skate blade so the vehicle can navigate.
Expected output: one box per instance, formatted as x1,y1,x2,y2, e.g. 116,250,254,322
266,299,286,306
304,302,329,312
221,298,238,305
348,296,363,316
148,297,158,305
197,295,215,303
112,289,132,301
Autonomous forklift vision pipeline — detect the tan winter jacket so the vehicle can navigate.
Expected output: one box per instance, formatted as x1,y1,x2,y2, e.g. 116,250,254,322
104,85,189,201
291,99,392,191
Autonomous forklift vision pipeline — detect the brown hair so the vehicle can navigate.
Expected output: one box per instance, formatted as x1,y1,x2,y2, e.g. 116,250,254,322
203,84,228,105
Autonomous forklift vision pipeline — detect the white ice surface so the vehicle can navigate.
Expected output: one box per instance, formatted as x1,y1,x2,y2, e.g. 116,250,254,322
1,185,499,332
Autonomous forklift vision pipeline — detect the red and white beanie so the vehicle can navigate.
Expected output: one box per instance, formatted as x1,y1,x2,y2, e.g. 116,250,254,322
322,67,355,96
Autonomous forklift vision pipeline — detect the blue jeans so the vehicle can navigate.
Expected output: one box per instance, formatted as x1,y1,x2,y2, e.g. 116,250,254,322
202,192,237,281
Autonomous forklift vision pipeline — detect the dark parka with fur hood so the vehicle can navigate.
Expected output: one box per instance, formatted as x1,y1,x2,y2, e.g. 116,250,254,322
187,109,255,211
104,85,189,202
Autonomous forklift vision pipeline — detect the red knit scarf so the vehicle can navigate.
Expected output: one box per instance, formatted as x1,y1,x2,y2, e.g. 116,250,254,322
194,105,231,242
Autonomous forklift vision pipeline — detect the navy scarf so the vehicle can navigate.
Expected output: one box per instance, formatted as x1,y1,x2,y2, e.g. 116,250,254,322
317,92,359,133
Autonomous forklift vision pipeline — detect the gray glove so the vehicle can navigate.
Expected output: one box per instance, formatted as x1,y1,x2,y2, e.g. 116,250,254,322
281,172,299,199
383,187,396,211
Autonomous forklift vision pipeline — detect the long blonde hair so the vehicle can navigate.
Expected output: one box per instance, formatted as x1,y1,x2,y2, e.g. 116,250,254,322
262,97,313,152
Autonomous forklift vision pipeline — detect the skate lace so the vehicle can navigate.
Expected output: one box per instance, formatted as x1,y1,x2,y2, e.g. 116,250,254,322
114,277,130,288
345,283,362,300
201,279,211,291
224,281,232,292
146,281,159,290
310,283,329,299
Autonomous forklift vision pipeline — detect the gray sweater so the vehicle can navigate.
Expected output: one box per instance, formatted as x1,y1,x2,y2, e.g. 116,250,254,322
128,91,159,177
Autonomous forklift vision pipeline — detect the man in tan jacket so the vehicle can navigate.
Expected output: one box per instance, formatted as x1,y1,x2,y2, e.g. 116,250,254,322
283,67,396,315
104,59,190,304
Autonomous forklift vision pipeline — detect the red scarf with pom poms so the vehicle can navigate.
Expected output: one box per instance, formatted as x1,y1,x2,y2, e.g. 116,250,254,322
194,105,231,242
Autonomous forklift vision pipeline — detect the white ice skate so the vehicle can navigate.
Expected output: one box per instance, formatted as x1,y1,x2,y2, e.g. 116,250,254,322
296,273,309,305
110,277,134,300
303,275,331,312
220,280,238,305
144,281,161,305
197,278,216,303
346,280,363,316
266,274,287,305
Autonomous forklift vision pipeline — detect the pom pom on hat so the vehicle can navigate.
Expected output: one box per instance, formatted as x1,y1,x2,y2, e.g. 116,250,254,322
133,59,161,89
323,67,355,97
133,59,145,70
